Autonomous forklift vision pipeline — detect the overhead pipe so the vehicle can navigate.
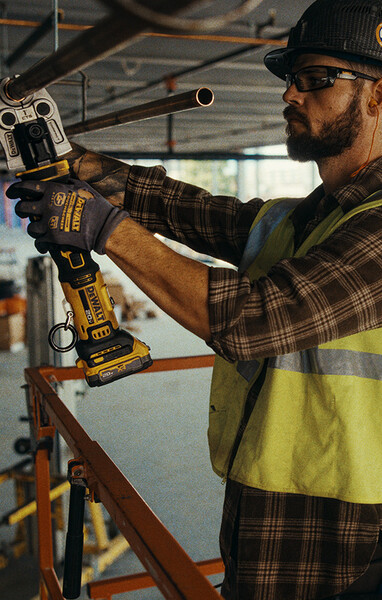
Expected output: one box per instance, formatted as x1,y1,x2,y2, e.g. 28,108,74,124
0,17,288,46
0,17,91,31
165,77,177,155
63,29,289,120
101,0,264,33
65,87,214,137
52,0,59,52
5,10,64,67
4,0,203,102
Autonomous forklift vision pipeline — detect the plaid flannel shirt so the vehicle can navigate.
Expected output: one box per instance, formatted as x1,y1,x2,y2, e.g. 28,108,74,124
124,156,382,362
124,159,382,599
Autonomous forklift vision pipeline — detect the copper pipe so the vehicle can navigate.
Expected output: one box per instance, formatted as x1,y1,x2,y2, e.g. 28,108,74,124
65,87,214,137
0,17,90,31
146,33,287,46
0,17,287,46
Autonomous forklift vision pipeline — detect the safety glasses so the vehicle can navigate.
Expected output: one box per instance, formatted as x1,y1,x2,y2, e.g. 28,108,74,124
285,65,377,92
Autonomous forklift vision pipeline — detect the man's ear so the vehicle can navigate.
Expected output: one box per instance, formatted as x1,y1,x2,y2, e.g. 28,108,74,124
369,79,382,113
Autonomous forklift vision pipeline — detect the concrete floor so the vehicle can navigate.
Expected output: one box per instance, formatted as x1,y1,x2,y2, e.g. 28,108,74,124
0,312,225,599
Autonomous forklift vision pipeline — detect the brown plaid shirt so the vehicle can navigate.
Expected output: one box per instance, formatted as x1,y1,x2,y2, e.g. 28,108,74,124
124,158,382,599
124,156,382,364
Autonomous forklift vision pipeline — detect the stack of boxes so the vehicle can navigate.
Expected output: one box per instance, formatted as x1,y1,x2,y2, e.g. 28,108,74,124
0,280,26,351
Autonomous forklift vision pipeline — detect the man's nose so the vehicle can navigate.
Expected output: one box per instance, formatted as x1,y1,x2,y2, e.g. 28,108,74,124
283,83,305,106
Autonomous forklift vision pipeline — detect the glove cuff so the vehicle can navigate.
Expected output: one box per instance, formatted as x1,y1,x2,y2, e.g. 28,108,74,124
94,208,129,254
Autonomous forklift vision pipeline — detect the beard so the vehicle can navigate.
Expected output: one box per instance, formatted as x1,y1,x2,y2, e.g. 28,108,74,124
284,90,363,162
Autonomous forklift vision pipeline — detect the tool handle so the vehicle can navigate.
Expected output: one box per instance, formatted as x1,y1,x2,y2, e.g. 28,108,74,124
48,244,99,287
62,482,86,599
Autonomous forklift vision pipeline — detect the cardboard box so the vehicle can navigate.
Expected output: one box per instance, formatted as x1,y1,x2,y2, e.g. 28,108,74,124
0,312,25,351
105,282,125,307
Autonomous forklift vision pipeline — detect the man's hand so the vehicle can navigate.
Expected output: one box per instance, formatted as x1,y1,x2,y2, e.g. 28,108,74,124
7,179,128,254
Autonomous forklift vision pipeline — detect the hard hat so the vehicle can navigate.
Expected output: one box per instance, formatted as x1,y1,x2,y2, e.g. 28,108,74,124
264,0,382,80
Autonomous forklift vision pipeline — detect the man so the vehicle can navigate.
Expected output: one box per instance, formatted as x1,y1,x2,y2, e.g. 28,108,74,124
8,0,382,597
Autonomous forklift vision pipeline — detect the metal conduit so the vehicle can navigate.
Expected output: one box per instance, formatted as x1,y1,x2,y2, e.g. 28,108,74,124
5,0,202,101
65,87,214,137
0,17,288,47
63,29,289,121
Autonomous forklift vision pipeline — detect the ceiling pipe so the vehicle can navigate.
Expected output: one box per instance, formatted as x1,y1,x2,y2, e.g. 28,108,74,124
5,10,64,67
4,0,204,101
65,87,214,136
62,29,289,121
0,17,288,47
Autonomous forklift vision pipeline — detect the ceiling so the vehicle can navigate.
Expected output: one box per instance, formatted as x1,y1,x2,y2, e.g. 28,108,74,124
0,0,314,159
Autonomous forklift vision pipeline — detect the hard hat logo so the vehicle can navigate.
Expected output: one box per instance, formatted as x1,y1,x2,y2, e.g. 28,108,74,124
376,23,382,48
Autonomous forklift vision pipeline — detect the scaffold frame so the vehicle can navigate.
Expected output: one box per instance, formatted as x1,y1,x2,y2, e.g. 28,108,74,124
24,356,223,600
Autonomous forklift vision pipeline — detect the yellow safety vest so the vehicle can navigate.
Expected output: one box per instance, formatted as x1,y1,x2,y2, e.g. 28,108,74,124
209,191,382,503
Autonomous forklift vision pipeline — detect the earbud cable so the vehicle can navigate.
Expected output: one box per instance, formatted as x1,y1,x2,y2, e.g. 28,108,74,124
351,109,380,178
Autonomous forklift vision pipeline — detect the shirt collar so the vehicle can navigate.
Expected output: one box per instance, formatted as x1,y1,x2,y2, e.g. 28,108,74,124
293,155,382,224
332,155,382,212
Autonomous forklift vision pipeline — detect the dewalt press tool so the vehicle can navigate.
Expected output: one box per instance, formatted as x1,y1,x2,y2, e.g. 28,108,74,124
0,77,152,386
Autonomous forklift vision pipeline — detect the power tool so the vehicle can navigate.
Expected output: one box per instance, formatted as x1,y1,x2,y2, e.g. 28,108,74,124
0,76,152,386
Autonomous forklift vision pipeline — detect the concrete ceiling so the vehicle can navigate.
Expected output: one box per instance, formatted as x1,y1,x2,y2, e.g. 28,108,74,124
0,0,314,158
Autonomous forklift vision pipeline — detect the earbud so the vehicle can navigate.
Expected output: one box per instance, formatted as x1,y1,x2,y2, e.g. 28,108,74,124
369,98,378,107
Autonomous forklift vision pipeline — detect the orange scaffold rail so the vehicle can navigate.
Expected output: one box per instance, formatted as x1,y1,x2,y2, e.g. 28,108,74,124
24,355,223,600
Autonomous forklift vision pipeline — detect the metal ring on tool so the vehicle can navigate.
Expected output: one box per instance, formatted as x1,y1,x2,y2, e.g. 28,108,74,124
48,322,78,352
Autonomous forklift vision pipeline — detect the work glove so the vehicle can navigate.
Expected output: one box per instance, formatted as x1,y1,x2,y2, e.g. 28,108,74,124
7,178,128,254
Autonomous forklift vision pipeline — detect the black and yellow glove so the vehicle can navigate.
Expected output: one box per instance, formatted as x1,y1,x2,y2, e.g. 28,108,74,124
7,179,128,254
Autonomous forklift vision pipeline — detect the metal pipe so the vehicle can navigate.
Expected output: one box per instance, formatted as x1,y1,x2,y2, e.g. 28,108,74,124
65,87,214,137
0,17,91,31
0,16,288,48
5,0,201,101
167,112,175,153
63,29,290,120
81,72,89,123
5,10,63,67
52,0,59,52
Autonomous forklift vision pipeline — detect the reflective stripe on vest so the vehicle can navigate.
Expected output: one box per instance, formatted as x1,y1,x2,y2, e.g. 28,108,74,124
269,348,382,380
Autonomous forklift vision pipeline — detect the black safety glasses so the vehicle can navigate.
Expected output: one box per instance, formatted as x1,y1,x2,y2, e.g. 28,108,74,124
285,65,377,92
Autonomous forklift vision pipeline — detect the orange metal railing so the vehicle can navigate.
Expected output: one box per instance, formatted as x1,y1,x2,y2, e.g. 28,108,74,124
24,355,223,600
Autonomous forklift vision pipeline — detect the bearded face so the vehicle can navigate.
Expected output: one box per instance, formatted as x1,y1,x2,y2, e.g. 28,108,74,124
284,88,363,162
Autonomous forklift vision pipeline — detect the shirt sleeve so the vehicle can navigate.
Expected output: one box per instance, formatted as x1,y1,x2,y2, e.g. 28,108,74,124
124,164,263,266
207,207,382,362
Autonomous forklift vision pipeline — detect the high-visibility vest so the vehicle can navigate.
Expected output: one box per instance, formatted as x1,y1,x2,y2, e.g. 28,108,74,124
209,191,382,503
